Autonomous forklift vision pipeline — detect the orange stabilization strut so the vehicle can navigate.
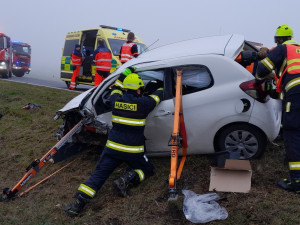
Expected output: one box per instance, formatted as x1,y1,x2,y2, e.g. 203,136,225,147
168,69,187,200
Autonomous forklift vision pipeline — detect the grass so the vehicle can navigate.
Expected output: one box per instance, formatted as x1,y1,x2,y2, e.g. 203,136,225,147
1,79,300,225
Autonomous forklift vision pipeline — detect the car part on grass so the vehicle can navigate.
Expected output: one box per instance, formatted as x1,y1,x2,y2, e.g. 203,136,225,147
168,69,187,201
22,103,42,109
1,120,84,201
216,123,267,159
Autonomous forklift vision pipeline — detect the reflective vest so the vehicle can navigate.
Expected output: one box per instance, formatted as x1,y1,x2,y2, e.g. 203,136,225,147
95,51,112,72
120,42,137,63
276,40,300,93
71,53,82,66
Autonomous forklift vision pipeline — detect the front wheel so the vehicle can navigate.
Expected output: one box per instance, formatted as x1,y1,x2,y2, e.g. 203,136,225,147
13,71,25,77
215,123,267,159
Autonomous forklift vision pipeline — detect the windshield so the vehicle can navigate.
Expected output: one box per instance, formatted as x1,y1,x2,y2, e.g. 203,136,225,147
108,39,147,56
13,45,31,55
0,37,4,49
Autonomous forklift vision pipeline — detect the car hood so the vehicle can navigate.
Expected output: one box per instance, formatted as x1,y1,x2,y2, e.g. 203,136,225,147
56,87,96,115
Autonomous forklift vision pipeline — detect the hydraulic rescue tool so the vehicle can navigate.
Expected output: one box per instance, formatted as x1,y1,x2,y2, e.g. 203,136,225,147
1,120,84,201
168,69,188,201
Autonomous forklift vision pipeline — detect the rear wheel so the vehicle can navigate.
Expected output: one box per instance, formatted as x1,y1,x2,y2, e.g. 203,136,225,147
65,81,70,88
216,123,267,159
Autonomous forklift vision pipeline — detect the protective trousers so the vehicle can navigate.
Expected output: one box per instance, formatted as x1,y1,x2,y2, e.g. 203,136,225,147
282,93,300,180
94,70,110,86
77,147,154,199
70,65,80,90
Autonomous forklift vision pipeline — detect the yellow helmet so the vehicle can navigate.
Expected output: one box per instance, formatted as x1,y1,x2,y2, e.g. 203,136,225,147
123,73,144,90
275,24,294,37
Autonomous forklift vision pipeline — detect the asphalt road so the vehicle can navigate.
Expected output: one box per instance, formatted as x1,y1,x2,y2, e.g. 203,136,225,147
0,75,92,92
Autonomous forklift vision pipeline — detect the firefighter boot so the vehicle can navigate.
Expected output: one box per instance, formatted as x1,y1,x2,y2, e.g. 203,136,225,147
65,194,89,217
113,170,140,197
277,178,300,193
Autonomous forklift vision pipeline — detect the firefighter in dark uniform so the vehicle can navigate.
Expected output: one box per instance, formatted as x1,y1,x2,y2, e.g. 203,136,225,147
256,24,300,192
65,67,163,217
119,32,138,64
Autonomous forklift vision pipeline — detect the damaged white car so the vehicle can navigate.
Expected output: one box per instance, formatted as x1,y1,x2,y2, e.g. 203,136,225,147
54,34,281,159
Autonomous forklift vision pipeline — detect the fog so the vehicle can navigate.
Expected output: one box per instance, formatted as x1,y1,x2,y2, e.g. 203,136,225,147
0,0,299,82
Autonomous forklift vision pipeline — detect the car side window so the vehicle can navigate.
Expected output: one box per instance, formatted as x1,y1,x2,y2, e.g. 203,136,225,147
138,70,164,97
94,70,165,115
173,65,213,95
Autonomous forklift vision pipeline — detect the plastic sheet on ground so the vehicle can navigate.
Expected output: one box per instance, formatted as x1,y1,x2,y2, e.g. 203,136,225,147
182,190,228,224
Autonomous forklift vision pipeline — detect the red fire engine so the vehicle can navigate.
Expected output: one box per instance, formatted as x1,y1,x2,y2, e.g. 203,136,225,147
0,33,12,78
11,41,31,77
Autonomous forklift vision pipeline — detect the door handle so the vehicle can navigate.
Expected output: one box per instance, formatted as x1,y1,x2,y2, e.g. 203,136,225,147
154,110,172,117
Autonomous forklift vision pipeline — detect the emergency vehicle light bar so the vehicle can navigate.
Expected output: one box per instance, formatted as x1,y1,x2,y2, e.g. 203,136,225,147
99,25,130,32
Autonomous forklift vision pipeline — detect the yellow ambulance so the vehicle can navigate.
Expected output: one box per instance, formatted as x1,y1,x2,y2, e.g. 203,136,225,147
60,25,147,88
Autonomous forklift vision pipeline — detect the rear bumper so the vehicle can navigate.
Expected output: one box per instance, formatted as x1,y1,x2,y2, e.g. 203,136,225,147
249,98,282,141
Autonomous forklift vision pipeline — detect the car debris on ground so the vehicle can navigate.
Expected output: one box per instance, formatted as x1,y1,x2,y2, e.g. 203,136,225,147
22,103,42,109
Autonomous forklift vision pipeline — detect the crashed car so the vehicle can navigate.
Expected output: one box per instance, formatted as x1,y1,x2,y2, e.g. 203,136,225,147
55,34,282,159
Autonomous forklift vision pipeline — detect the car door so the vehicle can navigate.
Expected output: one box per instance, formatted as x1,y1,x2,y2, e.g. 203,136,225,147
145,65,215,155
144,68,175,154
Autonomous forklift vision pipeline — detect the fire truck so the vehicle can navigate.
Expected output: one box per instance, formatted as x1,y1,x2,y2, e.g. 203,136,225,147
11,41,31,77
0,33,12,78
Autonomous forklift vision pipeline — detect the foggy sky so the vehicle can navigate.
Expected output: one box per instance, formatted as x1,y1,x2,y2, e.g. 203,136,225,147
0,0,299,81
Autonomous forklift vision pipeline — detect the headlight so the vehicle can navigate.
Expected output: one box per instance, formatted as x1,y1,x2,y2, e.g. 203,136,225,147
0,62,7,69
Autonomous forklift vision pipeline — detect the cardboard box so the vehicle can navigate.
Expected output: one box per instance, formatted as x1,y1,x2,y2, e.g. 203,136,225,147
209,159,252,193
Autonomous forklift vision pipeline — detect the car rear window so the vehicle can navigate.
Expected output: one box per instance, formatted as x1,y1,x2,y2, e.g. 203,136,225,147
173,65,213,95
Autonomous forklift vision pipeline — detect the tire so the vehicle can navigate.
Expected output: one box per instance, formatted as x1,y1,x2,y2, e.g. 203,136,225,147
216,123,267,159
1,66,9,78
13,71,25,77
65,81,70,88
1,72,8,78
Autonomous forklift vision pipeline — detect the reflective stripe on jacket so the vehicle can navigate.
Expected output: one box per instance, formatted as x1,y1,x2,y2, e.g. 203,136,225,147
71,53,82,66
120,42,137,63
276,41,300,93
94,46,112,72
105,86,163,154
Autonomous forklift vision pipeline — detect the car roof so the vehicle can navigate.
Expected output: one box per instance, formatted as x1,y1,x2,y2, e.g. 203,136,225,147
136,34,244,62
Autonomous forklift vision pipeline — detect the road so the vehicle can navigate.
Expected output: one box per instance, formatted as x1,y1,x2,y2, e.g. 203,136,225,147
0,75,92,92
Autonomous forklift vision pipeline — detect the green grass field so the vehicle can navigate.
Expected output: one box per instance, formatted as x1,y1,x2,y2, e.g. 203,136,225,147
0,80,300,225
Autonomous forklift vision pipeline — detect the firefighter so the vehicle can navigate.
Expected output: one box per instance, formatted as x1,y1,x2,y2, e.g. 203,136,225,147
65,67,163,217
235,47,269,75
256,24,300,192
119,32,138,64
93,39,112,86
70,44,82,90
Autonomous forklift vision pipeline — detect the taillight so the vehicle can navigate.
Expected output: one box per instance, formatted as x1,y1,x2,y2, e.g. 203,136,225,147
239,79,268,103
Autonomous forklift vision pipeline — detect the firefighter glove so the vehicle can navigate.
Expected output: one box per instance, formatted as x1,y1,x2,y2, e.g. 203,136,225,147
257,47,269,60
123,66,136,76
